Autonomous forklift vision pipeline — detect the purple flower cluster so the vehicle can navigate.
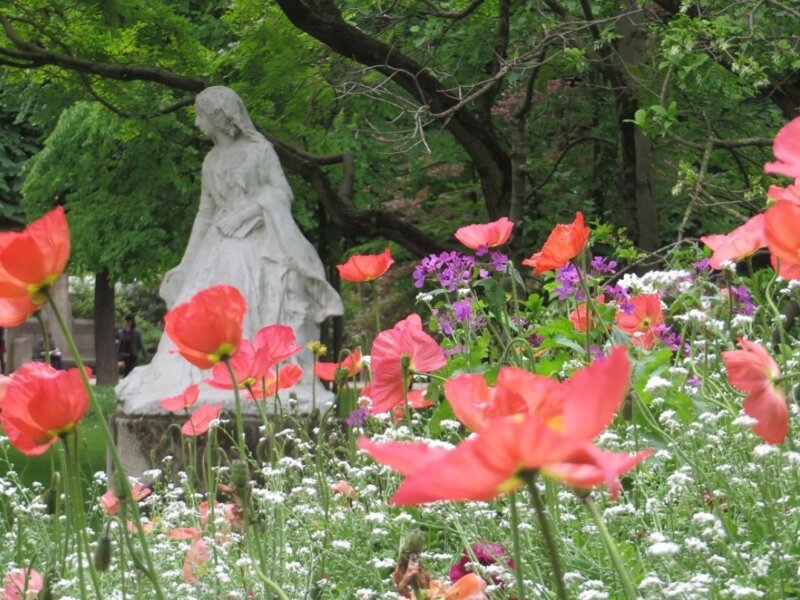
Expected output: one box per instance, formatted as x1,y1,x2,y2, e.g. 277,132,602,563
553,263,587,301
605,284,633,313
655,324,683,352
730,284,755,315
412,250,509,291
345,407,369,427
591,255,618,275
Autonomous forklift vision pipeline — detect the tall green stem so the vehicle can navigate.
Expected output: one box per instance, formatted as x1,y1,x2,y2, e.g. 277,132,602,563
43,289,166,600
581,494,637,599
524,474,567,600
508,492,528,600
222,358,248,462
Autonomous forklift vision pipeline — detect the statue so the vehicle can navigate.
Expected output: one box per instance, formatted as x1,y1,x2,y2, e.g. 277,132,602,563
117,86,344,414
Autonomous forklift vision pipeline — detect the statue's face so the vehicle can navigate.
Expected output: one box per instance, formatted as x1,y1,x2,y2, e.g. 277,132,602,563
194,105,215,136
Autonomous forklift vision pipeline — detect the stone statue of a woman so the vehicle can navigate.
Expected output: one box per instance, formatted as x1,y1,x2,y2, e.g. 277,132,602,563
117,86,343,414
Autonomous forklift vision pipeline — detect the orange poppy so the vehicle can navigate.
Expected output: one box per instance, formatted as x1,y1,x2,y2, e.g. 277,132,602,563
315,349,362,382
425,573,488,599
454,217,514,250
337,248,394,282
615,294,663,349
164,285,247,369
0,362,89,456
764,200,800,278
522,212,590,274
722,339,788,444
0,206,70,326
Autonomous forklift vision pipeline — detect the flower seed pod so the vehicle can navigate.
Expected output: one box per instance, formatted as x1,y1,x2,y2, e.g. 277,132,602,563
231,459,250,492
94,535,113,572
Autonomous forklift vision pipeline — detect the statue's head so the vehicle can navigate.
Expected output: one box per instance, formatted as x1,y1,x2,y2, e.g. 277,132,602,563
195,86,258,141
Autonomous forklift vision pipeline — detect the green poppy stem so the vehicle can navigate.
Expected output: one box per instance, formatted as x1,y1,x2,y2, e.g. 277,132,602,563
43,288,166,600
223,357,248,463
581,493,638,599
508,492,528,600
524,473,568,600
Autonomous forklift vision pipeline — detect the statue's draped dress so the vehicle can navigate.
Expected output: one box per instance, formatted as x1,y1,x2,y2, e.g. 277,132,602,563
117,136,343,414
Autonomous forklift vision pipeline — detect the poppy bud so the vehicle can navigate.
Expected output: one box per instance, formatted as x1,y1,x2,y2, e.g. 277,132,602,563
159,431,172,450
231,459,250,492
94,535,113,571
400,528,426,555
400,354,411,371
112,473,127,502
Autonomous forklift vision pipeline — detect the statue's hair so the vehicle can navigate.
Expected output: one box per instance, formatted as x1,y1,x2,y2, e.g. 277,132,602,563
195,86,261,142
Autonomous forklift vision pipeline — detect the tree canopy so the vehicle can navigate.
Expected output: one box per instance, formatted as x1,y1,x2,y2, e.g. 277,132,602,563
1,0,798,270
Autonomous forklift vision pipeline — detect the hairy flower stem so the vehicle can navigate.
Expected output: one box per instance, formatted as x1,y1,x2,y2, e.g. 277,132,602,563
223,358,248,463
524,473,567,600
508,492,528,600
581,494,637,599
44,289,166,600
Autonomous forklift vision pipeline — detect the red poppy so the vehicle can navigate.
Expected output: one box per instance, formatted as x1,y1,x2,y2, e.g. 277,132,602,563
159,383,201,412
454,217,514,250
764,116,800,179
0,206,70,326
336,249,394,282
522,212,590,274
181,403,222,437
370,314,447,413
616,294,663,349
247,363,303,399
100,482,152,516
700,214,766,269
164,285,247,369
0,362,90,456
315,349,362,382
722,339,788,444
331,480,357,499
764,200,800,278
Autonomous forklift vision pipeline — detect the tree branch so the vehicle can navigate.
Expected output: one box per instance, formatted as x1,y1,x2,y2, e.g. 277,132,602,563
421,0,485,19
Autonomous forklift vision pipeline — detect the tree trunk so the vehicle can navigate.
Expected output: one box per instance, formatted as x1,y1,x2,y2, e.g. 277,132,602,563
94,270,118,385
614,2,658,251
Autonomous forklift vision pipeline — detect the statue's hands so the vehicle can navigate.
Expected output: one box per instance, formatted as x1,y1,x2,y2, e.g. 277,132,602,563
217,211,242,236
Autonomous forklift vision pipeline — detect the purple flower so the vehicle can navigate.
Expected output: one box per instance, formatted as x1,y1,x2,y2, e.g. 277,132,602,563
475,245,489,256
591,255,618,275
655,324,682,351
687,375,701,388
345,407,369,427
730,284,755,316
452,299,472,322
590,345,604,360
489,251,509,272
444,344,465,357
527,334,544,348
692,258,711,272
553,263,585,301
449,542,514,585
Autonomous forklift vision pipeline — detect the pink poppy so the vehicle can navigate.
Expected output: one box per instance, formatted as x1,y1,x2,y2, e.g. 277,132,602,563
2,568,44,600
99,482,151,516
764,116,800,179
370,314,446,413
252,324,302,373
247,364,303,399
183,537,209,583
722,339,788,444
331,480,357,499
159,383,201,412
454,217,514,250
700,214,766,269
615,294,664,349
767,183,800,204
181,403,222,437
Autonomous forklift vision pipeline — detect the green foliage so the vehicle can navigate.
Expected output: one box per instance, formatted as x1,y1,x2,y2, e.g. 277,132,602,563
22,102,198,283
